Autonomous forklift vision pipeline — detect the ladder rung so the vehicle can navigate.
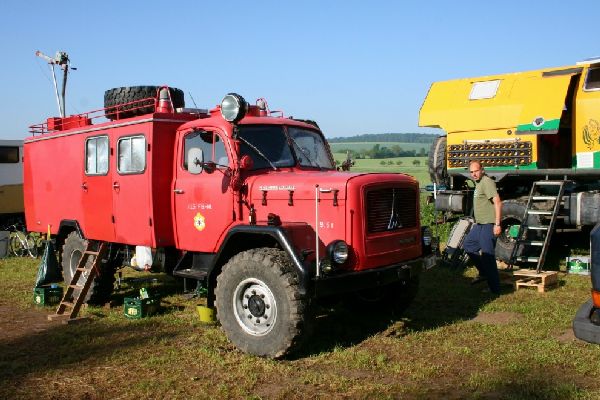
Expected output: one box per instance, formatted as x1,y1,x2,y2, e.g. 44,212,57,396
527,210,552,215
532,196,560,201
534,181,566,186
514,256,540,262
76,267,88,272
527,226,549,230
61,301,75,308
518,241,544,246
69,284,84,289
84,250,100,256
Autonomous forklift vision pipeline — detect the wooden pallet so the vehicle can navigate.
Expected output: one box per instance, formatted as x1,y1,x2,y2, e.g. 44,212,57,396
512,269,558,293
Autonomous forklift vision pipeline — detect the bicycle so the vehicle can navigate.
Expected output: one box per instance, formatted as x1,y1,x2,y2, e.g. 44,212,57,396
5,223,39,258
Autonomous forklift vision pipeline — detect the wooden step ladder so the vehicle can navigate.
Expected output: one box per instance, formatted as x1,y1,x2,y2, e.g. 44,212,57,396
508,180,567,273
48,242,108,322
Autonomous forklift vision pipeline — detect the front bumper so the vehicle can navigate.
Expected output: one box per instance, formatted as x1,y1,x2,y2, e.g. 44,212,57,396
312,253,437,298
573,299,600,344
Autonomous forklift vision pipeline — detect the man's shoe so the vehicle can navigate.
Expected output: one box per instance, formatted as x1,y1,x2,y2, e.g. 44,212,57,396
471,276,487,285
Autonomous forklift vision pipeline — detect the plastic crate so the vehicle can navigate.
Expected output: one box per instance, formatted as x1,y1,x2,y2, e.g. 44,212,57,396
33,286,63,306
123,296,160,319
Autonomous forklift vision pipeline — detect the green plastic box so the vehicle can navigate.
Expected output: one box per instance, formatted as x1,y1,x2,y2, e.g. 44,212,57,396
566,256,590,275
123,296,160,319
33,286,63,306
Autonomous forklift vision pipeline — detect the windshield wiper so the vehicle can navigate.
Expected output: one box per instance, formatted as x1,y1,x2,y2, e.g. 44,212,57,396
288,136,319,168
238,136,278,171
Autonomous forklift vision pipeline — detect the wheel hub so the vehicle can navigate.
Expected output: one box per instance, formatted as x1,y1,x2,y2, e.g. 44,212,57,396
233,278,277,336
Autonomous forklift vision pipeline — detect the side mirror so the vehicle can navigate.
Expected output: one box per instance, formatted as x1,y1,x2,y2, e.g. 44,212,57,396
188,148,203,174
203,161,216,174
239,155,254,170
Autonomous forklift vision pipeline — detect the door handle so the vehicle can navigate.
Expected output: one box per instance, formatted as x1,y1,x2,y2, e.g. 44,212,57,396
113,182,120,189
174,188,184,194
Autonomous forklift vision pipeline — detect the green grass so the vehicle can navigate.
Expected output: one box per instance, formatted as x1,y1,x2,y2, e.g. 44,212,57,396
1,255,599,399
332,153,431,186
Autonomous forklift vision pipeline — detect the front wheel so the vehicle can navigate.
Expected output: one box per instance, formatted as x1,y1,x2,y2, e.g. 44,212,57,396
215,248,309,358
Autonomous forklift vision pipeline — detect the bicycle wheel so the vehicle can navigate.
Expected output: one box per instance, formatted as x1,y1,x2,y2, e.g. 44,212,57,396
8,232,27,257
25,233,39,258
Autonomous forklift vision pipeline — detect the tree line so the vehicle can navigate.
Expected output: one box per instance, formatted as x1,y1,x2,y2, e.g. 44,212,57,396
340,143,428,159
328,132,438,144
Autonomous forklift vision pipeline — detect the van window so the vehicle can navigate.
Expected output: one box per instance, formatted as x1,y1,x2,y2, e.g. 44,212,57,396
85,136,109,175
118,135,146,174
183,130,229,174
0,146,19,163
584,67,600,91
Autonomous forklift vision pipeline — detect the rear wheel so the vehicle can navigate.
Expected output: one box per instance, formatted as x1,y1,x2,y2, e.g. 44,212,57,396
61,232,116,305
215,248,310,358
428,136,449,187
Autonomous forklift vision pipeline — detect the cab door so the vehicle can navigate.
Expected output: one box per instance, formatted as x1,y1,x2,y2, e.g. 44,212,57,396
575,65,600,168
173,129,234,252
81,135,115,241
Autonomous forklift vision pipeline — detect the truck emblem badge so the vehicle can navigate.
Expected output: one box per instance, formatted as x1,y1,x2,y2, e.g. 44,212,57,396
583,119,600,150
193,212,206,231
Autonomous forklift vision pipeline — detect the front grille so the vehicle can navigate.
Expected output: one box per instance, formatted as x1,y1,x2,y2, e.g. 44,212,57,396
366,187,417,233
448,141,532,168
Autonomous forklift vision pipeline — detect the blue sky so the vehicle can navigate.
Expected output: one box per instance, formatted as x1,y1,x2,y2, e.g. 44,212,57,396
1,1,597,139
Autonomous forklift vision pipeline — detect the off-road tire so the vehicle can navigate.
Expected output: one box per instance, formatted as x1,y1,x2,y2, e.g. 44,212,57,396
428,136,449,187
61,232,116,305
346,276,420,315
495,200,541,264
103,86,185,120
215,248,309,358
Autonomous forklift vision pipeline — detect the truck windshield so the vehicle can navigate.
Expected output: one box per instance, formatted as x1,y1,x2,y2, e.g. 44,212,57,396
238,125,334,170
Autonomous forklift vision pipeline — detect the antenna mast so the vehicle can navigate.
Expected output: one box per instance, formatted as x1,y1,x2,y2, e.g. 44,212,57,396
35,50,73,117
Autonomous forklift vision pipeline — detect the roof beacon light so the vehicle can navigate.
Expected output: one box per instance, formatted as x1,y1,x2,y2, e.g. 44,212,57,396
221,93,247,123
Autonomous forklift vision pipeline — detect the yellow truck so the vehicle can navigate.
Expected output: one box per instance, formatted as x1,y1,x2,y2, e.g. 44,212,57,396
420,58,600,262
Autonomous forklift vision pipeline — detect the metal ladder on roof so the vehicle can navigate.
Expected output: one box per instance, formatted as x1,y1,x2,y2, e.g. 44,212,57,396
508,180,567,273
48,242,108,322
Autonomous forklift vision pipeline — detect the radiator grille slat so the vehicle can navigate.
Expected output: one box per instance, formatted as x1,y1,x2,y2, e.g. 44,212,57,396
366,188,417,233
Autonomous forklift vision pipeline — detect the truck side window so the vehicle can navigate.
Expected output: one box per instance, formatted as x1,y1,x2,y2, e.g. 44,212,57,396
183,130,229,174
118,135,146,174
0,146,19,163
85,136,109,175
584,67,600,91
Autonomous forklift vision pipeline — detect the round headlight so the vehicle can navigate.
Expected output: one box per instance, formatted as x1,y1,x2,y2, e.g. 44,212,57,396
328,240,349,264
220,93,247,123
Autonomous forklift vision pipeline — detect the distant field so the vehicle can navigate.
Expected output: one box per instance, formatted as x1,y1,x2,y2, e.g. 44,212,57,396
332,153,431,185
328,142,430,153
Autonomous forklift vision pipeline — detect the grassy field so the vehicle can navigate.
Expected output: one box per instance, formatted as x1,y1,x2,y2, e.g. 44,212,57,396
1,243,599,399
332,153,431,185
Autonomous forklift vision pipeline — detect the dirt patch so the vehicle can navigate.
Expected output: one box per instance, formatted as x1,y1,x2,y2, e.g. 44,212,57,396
469,311,523,325
0,303,61,342
555,329,577,343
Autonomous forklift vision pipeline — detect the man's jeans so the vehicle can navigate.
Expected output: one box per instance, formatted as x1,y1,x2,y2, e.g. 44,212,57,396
463,223,500,294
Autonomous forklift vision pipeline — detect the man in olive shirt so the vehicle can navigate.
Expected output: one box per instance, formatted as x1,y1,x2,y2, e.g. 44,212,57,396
463,160,502,294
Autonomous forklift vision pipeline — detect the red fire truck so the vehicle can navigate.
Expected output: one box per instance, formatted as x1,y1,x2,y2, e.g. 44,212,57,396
24,86,435,357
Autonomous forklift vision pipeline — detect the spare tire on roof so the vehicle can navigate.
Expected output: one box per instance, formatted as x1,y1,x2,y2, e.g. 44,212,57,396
103,86,185,120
